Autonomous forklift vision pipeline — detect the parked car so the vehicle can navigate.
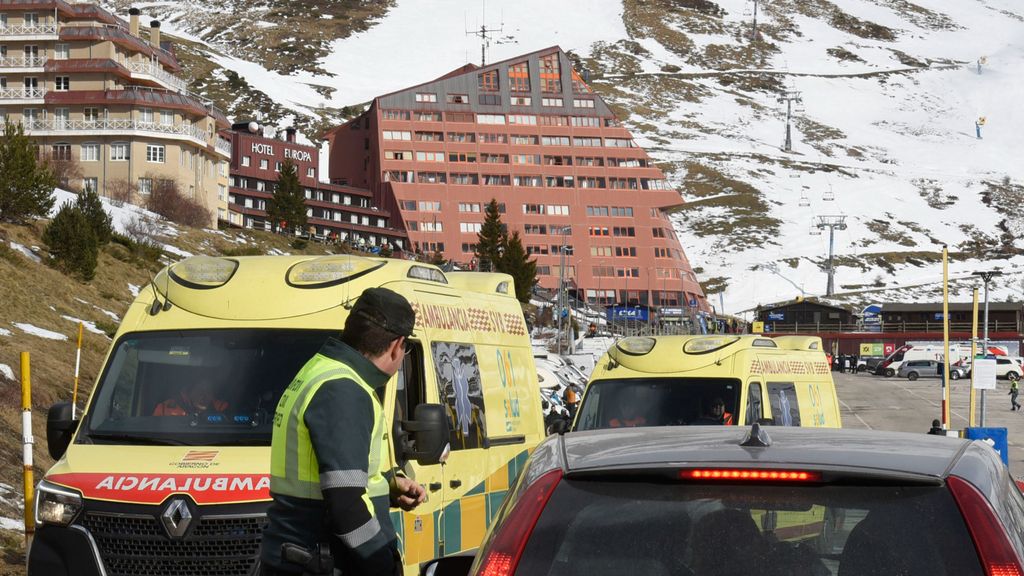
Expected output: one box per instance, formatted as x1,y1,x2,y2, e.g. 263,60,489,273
425,426,1024,576
897,359,967,381
857,356,885,373
957,357,1023,381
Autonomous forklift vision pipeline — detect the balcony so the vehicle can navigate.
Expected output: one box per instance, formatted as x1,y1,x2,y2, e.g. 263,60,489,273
0,55,47,70
0,87,46,102
215,138,232,157
126,60,188,94
23,118,210,147
0,24,58,38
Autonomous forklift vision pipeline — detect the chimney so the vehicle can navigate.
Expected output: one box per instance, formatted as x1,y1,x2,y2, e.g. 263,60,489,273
129,7,140,37
149,20,161,49
286,127,297,143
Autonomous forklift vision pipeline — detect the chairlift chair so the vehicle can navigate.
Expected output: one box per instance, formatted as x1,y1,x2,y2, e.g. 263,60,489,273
823,185,835,202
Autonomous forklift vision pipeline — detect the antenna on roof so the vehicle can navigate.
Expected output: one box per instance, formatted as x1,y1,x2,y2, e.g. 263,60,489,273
465,0,503,66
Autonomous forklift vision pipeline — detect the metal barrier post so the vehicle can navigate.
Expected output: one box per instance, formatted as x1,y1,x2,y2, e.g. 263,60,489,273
21,352,34,546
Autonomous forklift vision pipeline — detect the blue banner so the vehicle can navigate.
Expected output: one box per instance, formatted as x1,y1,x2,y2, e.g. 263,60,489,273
768,312,785,321
964,427,1009,466
607,306,649,322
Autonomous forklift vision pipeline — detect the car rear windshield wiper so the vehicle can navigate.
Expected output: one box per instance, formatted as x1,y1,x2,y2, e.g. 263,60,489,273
87,432,191,446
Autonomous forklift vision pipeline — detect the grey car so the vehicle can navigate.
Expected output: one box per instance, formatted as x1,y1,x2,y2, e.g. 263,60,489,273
898,359,966,381
425,425,1024,576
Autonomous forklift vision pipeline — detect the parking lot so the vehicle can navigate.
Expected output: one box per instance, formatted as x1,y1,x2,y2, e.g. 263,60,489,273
835,370,1024,478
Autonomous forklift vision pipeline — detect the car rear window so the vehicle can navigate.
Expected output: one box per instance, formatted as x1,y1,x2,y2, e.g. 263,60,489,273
517,478,983,576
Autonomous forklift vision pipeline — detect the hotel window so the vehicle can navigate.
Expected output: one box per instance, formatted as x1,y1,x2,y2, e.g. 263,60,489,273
80,143,99,162
446,112,475,122
654,247,671,258
544,155,572,166
415,131,443,141
524,224,547,235
541,135,570,146
0,15,6,28
446,93,469,104
478,70,499,92
307,167,315,178
541,97,563,107
417,172,446,183
510,134,538,145
447,132,475,143
523,204,545,215
385,150,413,160
481,153,508,163
478,94,501,106
383,130,412,140
609,178,638,190
421,221,443,232
416,151,445,162
55,76,69,91
82,177,97,193
241,155,251,166
643,179,670,190
609,157,643,167
450,173,479,185
508,115,537,125
24,13,39,26
460,222,482,233
613,226,636,237
616,268,640,278
382,110,410,120
510,96,532,106
462,243,478,253
478,114,506,125
160,110,173,125
482,174,510,186
592,266,615,278
538,115,569,126
138,177,153,195
508,61,530,92
400,200,417,211
605,138,636,148
259,159,268,169
479,133,507,144
570,116,601,127
83,107,99,123
573,99,595,108
55,43,69,60
52,143,71,161
652,228,668,238
578,177,605,189
53,107,68,127
139,108,154,123
589,227,610,237
547,205,570,216
110,142,129,161
526,245,549,256
611,206,634,217
458,203,481,213
448,152,477,163
418,201,441,212
539,53,561,93
545,176,573,188
513,154,540,165
573,137,601,147
513,175,542,187
571,69,593,93
575,156,603,166
591,246,613,257
383,170,414,183
275,161,282,172
416,112,442,122
586,206,609,216
415,93,437,103
219,185,227,201
615,246,637,257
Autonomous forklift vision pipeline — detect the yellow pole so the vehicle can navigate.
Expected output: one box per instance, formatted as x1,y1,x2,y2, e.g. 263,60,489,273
942,246,951,428
72,322,83,420
21,352,34,546
969,288,979,427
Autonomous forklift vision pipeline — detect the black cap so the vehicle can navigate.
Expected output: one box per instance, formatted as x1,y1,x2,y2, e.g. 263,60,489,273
350,287,415,337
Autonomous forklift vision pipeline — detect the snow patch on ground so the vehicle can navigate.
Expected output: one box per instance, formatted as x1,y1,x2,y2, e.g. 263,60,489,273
0,364,14,381
51,188,165,237
8,241,41,263
163,244,194,258
13,323,67,341
61,316,108,336
128,283,141,297
0,328,11,337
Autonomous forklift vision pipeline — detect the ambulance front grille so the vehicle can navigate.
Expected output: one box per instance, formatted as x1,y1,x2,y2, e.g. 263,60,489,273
80,511,268,576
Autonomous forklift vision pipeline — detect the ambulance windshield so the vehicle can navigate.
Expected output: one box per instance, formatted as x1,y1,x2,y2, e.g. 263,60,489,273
574,378,742,431
82,329,335,446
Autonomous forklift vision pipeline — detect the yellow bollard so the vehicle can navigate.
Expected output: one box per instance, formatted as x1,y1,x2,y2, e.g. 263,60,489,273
969,289,979,427
21,352,35,546
73,322,83,420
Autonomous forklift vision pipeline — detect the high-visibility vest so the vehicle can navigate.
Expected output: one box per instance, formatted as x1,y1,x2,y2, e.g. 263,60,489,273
270,354,390,507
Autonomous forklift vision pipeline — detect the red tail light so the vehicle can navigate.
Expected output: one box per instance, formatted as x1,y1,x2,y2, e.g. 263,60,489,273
475,469,562,576
683,469,821,482
948,475,1024,576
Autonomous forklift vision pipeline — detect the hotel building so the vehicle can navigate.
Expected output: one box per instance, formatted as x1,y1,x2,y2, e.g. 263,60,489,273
0,1,231,226
324,46,706,310
224,123,407,249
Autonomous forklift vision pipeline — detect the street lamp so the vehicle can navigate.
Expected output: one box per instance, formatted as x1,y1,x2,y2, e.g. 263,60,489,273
972,269,1003,426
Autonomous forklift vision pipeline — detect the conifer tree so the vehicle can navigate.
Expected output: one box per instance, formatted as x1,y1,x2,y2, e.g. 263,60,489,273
266,159,307,234
43,201,98,280
75,188,113,245
498,231,538,303
0,121,57,223
475,198,505,272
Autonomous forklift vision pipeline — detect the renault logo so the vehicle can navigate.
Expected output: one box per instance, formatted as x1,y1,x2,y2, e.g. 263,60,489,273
161,498,193,539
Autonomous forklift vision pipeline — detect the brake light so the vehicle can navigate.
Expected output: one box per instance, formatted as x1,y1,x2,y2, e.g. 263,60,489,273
475,469,562,576
948,475,1024,576
683,469,821,482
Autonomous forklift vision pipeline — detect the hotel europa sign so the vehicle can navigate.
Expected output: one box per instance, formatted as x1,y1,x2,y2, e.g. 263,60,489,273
250,142,313,163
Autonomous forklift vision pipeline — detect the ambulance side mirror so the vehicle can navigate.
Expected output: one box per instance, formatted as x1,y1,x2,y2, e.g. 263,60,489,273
403,404,450,465
46,402,77,460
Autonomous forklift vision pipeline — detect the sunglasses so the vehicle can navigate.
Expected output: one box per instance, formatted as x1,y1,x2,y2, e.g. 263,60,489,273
401,338,413,355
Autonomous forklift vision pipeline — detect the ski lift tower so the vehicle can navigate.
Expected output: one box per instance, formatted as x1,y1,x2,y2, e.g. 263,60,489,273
778,89,802,152
816,215,847,296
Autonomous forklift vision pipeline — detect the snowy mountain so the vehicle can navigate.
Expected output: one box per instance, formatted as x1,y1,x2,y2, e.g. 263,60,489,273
111,0,1024,315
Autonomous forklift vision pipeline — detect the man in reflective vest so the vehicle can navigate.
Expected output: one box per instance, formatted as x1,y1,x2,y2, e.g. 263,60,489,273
260,287,426,575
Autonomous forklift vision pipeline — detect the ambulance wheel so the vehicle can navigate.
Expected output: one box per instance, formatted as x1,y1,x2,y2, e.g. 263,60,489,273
885,368,895,377
950,371,961,381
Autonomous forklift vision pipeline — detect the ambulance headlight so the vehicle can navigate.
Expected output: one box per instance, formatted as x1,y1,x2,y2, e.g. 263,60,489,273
36,481,82,527
684,336,740,355
616,337,657,356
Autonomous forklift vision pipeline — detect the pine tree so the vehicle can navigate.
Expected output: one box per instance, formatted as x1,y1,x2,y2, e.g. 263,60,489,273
43,201,98,281
75,188,113,245
498,231,538,303
429,250,446,266
266,159,307,234
475,198,505,272
0,121,58,223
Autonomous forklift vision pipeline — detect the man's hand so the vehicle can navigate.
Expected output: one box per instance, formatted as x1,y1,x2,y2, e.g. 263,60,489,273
390,476,426,511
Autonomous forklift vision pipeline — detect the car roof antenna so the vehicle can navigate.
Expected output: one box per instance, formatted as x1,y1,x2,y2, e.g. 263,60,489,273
740,422,772,448
162,264,173,311
148,271,163,316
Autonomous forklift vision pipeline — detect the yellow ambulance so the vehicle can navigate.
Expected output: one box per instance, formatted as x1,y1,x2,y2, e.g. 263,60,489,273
29,255,545,576
573,334,841,431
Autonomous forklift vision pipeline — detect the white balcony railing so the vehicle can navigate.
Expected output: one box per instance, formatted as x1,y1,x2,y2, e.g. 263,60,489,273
215,138,232,157
0,24,58,36
0,55,47,68
126,61,188,94
0,87,46,100
23,118,210,145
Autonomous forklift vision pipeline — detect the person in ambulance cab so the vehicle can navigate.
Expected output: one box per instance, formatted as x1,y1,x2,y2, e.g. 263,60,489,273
153,378,229,416
703,397,734,425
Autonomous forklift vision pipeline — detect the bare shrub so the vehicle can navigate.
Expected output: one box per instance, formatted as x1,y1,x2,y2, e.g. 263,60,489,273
105,178,135,208
123,213,160,248
48,156,84,193
145,178,211,228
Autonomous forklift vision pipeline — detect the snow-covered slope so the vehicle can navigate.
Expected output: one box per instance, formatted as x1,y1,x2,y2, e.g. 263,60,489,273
115,0,1024,314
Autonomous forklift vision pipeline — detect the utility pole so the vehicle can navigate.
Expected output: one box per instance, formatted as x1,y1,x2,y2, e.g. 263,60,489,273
816,215,847,296
465,1,503,66
556,226,572,356
972,270,1003,426
777,89,802,152
750,0,763,41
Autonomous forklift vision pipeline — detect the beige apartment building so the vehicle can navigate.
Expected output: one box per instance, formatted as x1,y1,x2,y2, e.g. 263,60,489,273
0,0,230,226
